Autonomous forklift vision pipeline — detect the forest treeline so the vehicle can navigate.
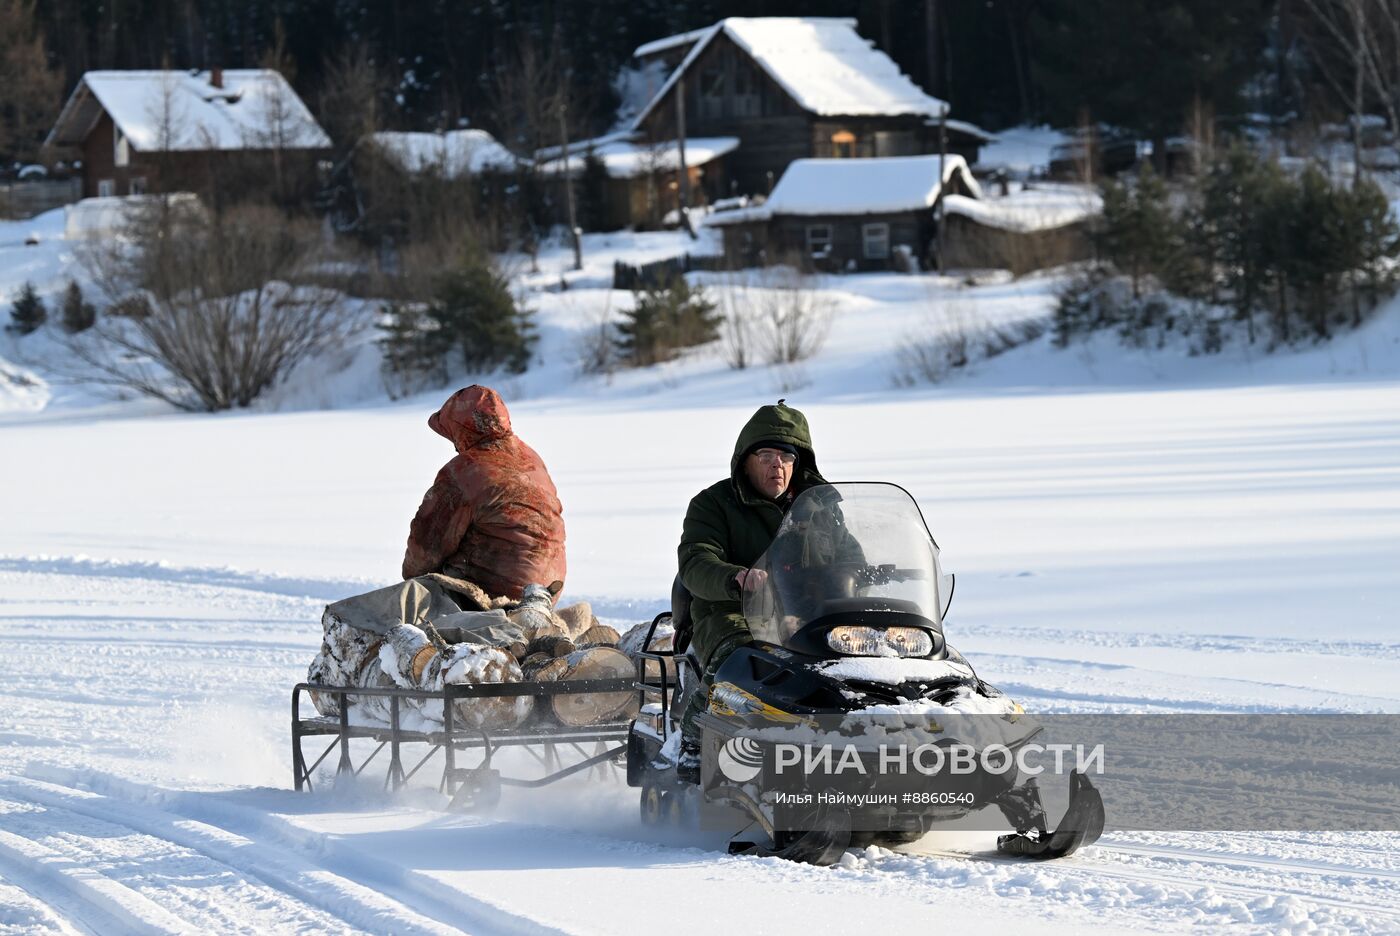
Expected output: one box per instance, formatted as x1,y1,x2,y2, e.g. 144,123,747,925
3,0,1382,166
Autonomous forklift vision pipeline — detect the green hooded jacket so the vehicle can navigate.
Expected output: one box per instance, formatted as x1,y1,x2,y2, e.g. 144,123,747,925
678,402,827,669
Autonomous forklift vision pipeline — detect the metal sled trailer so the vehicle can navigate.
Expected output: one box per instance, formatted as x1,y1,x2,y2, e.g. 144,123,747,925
291,677,640,810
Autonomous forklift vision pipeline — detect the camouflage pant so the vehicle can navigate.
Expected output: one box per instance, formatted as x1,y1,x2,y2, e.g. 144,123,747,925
679,632,752,744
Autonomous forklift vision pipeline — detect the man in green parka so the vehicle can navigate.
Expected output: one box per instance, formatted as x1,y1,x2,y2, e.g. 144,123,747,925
675,400,826,772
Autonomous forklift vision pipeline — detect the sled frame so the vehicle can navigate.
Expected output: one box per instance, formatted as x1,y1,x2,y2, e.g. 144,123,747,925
291,677,638,799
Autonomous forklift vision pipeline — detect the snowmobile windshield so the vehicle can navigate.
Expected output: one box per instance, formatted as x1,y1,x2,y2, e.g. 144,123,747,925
742,483,951,653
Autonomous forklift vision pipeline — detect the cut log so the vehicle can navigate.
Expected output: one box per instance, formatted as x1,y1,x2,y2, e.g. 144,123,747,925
524,621,567,643
555,602,596,639
525,634,575,659
576,624,621,648
618,618,678,681
307,647,341,716
441,644,533,729
522,656,570,682
550,647,639,727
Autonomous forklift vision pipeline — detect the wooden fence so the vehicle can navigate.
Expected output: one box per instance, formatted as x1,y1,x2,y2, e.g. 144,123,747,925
0,179,82,220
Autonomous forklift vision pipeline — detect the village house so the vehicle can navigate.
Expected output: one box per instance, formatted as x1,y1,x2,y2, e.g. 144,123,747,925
44,69,331,202
939,183,1100,275
344,128,520,248
628,17,993,198
537,132,739,230
541,17,994,231
706,154,981,272
706,155,1098,274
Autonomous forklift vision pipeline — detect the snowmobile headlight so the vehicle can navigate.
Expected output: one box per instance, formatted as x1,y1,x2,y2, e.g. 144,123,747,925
825,626,933,658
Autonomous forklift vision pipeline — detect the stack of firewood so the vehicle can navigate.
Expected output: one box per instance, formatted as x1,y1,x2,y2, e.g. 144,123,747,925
308,583,647,730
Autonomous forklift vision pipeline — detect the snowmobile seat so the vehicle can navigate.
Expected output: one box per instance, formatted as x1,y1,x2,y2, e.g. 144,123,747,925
671,575,693,654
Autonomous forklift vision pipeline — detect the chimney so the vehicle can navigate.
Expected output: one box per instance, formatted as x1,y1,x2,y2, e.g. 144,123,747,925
210,67,223,89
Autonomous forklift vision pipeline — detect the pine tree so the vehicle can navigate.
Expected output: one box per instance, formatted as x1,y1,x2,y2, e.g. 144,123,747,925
1099,163,1175,298
1199,146,1287,342
1344,177,1400,325
60,280,96,333
377,302,448,398
614,274,719,367
7,281,45,334
428,256,536,374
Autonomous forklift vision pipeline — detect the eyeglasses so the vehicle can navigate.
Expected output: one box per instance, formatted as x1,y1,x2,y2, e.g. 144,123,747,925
752,449,797,466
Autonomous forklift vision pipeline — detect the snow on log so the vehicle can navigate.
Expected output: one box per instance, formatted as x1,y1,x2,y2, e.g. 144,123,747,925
440,643,532,729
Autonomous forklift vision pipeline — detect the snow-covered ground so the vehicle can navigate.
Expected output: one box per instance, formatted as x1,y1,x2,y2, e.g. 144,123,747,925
3,207,1400,933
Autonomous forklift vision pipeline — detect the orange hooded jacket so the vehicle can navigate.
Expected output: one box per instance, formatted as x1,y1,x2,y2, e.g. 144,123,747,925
402,386,566,599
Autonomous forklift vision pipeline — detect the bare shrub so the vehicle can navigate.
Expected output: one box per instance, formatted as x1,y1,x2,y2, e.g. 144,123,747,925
751,265,833,365
574,294,618,377
713,269,757,369
895,292,1045,385
69,201,360,411
895,299,973,385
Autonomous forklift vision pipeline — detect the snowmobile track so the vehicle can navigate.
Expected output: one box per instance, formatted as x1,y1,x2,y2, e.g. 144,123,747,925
901,838,1400,928
0,825,195,935
7,770,573,936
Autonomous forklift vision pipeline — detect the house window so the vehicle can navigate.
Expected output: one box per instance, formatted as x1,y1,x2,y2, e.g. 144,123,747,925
700,65,726,120
806,224,833,258
862,222,891,260
831,130,856,158
114,133,130,167
97,179,115,197
129,176,148,195
733,61,760,117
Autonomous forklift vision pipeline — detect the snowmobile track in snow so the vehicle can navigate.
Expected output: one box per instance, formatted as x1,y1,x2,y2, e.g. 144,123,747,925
900,837,1400,930
4,770,572,936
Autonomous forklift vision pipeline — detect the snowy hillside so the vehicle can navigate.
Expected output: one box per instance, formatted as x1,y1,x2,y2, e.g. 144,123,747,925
3,203,1400,933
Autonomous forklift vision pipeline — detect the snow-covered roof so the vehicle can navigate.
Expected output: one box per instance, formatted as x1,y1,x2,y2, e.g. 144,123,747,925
633,26,714,59
633,18,949,129
46,70,331,152
929,118,998,143
538,135,739,180
941,183,1101,233
706,154,980,224
366,130,518,177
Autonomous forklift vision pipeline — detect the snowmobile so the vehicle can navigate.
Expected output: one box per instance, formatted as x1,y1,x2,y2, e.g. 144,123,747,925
626,481,1105,866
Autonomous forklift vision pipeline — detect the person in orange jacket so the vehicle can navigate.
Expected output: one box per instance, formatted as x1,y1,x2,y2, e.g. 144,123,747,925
402,385,566,601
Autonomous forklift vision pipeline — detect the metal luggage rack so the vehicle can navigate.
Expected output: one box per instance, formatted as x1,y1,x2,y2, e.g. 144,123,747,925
292,676,643,810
